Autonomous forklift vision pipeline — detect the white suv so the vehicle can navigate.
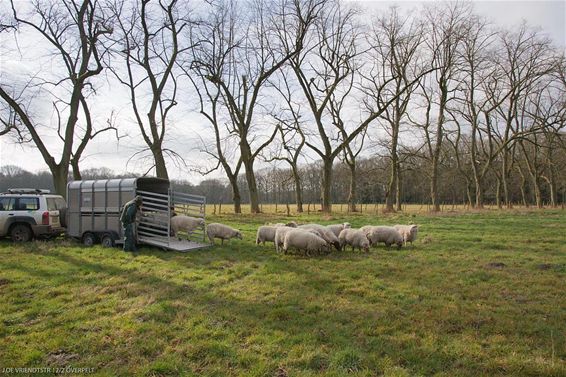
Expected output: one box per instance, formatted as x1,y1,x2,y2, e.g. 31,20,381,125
0,189,67,242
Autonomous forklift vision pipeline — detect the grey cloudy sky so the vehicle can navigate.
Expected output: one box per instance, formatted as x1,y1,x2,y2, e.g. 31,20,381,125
0,0,564,182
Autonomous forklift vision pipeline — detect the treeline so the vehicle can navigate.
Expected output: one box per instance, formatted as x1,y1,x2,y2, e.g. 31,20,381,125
3,143,565,208
1,0,565,212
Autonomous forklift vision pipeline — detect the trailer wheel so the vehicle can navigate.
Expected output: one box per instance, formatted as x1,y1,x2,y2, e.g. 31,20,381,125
82,232,96,247
101,233,115,248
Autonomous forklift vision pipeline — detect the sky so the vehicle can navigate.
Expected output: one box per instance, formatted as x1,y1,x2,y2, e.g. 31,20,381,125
0,0,564,183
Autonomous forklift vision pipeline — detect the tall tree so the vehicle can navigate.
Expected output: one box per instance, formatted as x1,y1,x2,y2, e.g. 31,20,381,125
0,0,113,196
490,23,556,207
289,0,360,212
371,6,424,212
447,13,500,208
189,0,323,213
267,71,307,212
106,0,194,179
418,2,468,212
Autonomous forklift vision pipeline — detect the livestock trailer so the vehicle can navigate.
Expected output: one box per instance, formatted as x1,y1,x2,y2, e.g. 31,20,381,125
66,177,209,251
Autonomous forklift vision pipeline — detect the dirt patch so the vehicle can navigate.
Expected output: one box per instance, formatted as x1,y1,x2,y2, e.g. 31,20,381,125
275,367,288,377
46,350,79,366
485,262,506,269
535,263,565,271
0,278,10,286
421,236,433,245
537,263,554,270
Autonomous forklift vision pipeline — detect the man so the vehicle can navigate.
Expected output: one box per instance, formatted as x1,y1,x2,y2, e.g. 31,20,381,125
120,195,143,252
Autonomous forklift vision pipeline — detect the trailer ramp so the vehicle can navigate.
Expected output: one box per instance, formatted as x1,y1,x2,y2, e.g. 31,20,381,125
137,189,209,252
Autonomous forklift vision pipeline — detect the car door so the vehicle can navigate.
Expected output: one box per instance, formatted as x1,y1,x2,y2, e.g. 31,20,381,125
14,197,41,223
0,197,15,236
46,197,62,227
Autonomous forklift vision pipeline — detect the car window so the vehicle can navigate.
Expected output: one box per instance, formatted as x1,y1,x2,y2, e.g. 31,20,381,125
0,197,14,211
16,197,39,211
47,197,67,210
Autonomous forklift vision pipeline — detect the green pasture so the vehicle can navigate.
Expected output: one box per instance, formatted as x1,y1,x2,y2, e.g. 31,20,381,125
0,209,565,376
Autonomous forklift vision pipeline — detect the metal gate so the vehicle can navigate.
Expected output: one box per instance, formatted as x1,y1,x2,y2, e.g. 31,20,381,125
137,189,208,251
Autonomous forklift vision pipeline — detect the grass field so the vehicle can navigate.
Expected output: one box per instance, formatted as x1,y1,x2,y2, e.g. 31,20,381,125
1,209,565,376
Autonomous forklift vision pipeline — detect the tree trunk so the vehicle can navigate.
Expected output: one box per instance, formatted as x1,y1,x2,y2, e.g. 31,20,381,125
395,167,402,212
347,163,357,212
385,157,397,212
517,168,529,208
71,159,82,181
232,188,242,214
496,175,502,209
430,82,446,213
385,128,399,212
321,159,333,213
547,169,557,208
465,180,473,208
152,145,169,180
52,166,69,199
228,176,242,214
292,166,303,213
474,175,484,209
240,140,260,213
533,176,542,209
430,160,441,212
501,152,512,209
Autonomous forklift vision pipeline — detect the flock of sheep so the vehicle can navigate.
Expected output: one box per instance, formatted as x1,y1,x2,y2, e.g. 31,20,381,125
168,214,418,256
256,222,418,256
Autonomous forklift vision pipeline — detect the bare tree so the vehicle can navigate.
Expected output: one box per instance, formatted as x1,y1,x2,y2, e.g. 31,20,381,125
370,6,424,212
0,0,113,196
289,0,360,213
490,23,557,207
412,2,469,212
337,124,367,212
183,5,244,213
519,69,566,207
188,0,322,213
266,71,307,212
445,14,497,208
291,1,433,212
106,0,194,179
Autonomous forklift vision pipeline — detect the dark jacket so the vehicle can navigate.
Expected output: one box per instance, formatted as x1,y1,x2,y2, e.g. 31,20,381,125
120,198,139,225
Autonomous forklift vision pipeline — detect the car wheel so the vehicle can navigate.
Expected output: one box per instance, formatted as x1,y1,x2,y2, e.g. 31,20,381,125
101,233,115,248
82,232,96,246
11,224,32,242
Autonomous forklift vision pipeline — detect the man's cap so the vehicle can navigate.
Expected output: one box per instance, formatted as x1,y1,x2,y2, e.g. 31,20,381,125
135,195,143,203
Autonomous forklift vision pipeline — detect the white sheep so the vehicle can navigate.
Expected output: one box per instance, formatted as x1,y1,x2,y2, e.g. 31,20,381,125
394,224,419,245
256,225,278,245
271,221,298,228
274,227,320,253
338,228,370,252
326,222,351,237
282,228,329,256
298,224,341,251
361,225,403,249
170,215,205,237
206,223,243,245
